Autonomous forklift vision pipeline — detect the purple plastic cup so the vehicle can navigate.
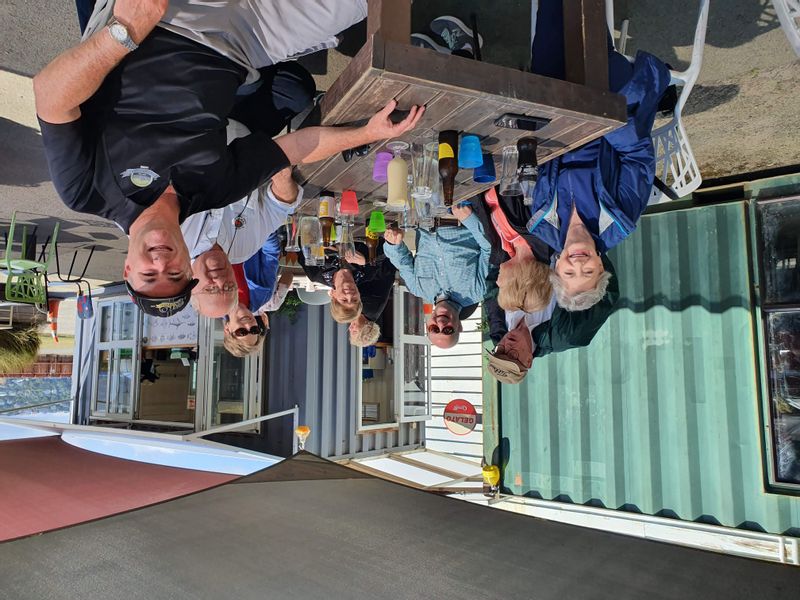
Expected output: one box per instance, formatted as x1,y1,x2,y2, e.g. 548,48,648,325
372,152,393,183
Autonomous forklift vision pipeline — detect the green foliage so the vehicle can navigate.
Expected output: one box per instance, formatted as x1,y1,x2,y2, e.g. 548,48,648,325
276,291,303,324
0,327,41,374
477,316,490,334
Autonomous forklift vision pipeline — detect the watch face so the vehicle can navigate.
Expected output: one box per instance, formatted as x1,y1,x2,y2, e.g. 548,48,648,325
110,23,127,42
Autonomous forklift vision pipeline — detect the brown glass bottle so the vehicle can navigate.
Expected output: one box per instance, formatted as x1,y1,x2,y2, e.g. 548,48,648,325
318,190,335,246
516,138,538,206
438,130,459,207
365,229,379,266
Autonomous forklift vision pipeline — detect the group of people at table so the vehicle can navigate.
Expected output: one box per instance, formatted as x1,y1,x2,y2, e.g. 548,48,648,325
35,0,671,384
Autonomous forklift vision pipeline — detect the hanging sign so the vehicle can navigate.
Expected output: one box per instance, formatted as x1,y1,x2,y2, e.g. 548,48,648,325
443,399,478,435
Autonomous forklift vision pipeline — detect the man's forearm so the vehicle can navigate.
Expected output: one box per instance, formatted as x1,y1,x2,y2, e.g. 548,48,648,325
34,30,128,124
275,100,425,166
275,125,373,166
34,0,168,124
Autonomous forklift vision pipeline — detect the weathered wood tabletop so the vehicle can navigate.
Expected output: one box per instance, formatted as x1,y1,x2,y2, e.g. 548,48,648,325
294,0,626,219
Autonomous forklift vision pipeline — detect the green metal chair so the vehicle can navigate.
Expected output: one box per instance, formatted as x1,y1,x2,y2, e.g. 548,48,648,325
2,212,60,306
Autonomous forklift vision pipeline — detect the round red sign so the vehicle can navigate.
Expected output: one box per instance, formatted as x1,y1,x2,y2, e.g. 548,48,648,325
443,399,478,435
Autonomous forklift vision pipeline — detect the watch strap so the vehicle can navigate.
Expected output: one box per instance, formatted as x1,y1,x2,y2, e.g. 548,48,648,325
108,18,139,52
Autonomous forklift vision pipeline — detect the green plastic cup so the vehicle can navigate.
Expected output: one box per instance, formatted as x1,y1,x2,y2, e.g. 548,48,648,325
368,210,386,234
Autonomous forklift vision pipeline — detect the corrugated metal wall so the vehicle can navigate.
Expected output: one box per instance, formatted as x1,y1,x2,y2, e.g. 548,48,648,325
267,304,423,460
496,202,800,536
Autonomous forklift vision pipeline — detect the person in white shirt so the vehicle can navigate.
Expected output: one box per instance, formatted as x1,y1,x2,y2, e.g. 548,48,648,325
181,162,301,318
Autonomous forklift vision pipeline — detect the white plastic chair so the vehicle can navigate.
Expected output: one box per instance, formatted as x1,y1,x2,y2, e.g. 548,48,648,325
647,0,710,204
605,0,630,54
773,0,800,57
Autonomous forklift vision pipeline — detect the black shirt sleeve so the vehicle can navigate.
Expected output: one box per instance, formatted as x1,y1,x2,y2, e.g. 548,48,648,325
219,132,291,207
38,117,99,211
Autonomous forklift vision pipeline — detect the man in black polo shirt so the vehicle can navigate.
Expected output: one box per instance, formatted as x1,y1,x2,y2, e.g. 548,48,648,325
34,0,423,316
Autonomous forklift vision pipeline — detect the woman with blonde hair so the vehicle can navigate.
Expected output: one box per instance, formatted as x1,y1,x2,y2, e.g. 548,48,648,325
497,250,552,313
300,239,396,325
481,188,553,313
348,315,381,347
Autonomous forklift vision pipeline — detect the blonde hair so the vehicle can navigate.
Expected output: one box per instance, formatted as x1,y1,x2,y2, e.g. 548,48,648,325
223,330,266,357
498,260,553,312
350,320,380,347
330,297,362,323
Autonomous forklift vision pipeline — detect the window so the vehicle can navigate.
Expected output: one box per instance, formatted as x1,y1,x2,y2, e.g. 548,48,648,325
394,291,433,422
757,198,800,490
92,299,140,420
195,317,261,433
357,287,433,432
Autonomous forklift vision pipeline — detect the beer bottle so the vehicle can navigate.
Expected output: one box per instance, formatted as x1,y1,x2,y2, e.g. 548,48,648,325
318,190,335,246
438,130,459,207
365,228,379,266
517,138,538,206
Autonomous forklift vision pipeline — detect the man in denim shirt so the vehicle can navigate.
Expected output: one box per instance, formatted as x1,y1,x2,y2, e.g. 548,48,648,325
383,204,490,349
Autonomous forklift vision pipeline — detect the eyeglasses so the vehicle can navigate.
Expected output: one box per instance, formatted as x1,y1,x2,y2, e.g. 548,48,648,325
427,324,455,336
224,315,267,338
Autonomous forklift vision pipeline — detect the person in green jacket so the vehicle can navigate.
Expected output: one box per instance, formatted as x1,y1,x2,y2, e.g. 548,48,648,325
486,255,619,384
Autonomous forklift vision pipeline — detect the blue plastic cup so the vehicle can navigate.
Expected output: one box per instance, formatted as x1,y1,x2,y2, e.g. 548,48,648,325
458,134,483,169
473,153,496,183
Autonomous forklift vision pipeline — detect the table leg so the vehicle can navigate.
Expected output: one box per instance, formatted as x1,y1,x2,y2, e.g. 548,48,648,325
367,0,411,44
563,0,609,90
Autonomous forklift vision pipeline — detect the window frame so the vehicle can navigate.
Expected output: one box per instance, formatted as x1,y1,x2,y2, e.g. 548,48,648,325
754,196,800,494
90,297,141,422
356,285,434,433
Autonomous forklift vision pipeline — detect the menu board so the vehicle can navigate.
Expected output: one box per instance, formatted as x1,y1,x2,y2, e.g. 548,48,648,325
142,305,199,348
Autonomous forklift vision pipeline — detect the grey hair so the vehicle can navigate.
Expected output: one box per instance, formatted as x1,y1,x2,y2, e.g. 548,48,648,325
549,270,613,312
349,320,381,347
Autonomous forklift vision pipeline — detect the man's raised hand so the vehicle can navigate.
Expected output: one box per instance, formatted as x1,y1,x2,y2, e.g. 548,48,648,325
383,226,404,246
365,100,425,142
451,203,473,223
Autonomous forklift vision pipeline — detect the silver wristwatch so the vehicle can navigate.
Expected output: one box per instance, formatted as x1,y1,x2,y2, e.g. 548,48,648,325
107,18,139,52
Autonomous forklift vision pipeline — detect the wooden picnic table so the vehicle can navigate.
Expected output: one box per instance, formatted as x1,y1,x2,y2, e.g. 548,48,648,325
294,0,626,221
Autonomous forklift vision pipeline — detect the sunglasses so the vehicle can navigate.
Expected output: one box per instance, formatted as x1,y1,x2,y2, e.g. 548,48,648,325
224,315,267,338
427,324,455,336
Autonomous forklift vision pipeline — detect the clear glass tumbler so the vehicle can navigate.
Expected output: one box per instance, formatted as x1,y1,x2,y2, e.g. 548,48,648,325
499,145,522,198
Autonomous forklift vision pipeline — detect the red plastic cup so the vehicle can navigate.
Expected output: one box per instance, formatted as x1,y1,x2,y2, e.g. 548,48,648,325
340,190,359,215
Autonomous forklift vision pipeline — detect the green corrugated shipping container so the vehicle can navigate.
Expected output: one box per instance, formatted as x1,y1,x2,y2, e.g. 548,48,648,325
488,201,800,536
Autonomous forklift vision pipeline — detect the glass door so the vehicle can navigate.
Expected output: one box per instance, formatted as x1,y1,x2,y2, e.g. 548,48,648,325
91,299,140,421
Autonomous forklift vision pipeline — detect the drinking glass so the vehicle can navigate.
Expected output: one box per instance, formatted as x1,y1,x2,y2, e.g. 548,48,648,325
410,130,437,195
338,221,356,258
402,197,419,230
499,145,522,197
415,195,435,231
299,216,322,266
285,214,301,252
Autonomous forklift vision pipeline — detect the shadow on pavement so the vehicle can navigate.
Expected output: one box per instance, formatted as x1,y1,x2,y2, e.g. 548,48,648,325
0,118,50,187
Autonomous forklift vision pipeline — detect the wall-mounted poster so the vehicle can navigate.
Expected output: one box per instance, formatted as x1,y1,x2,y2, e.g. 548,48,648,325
142,305,199,348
